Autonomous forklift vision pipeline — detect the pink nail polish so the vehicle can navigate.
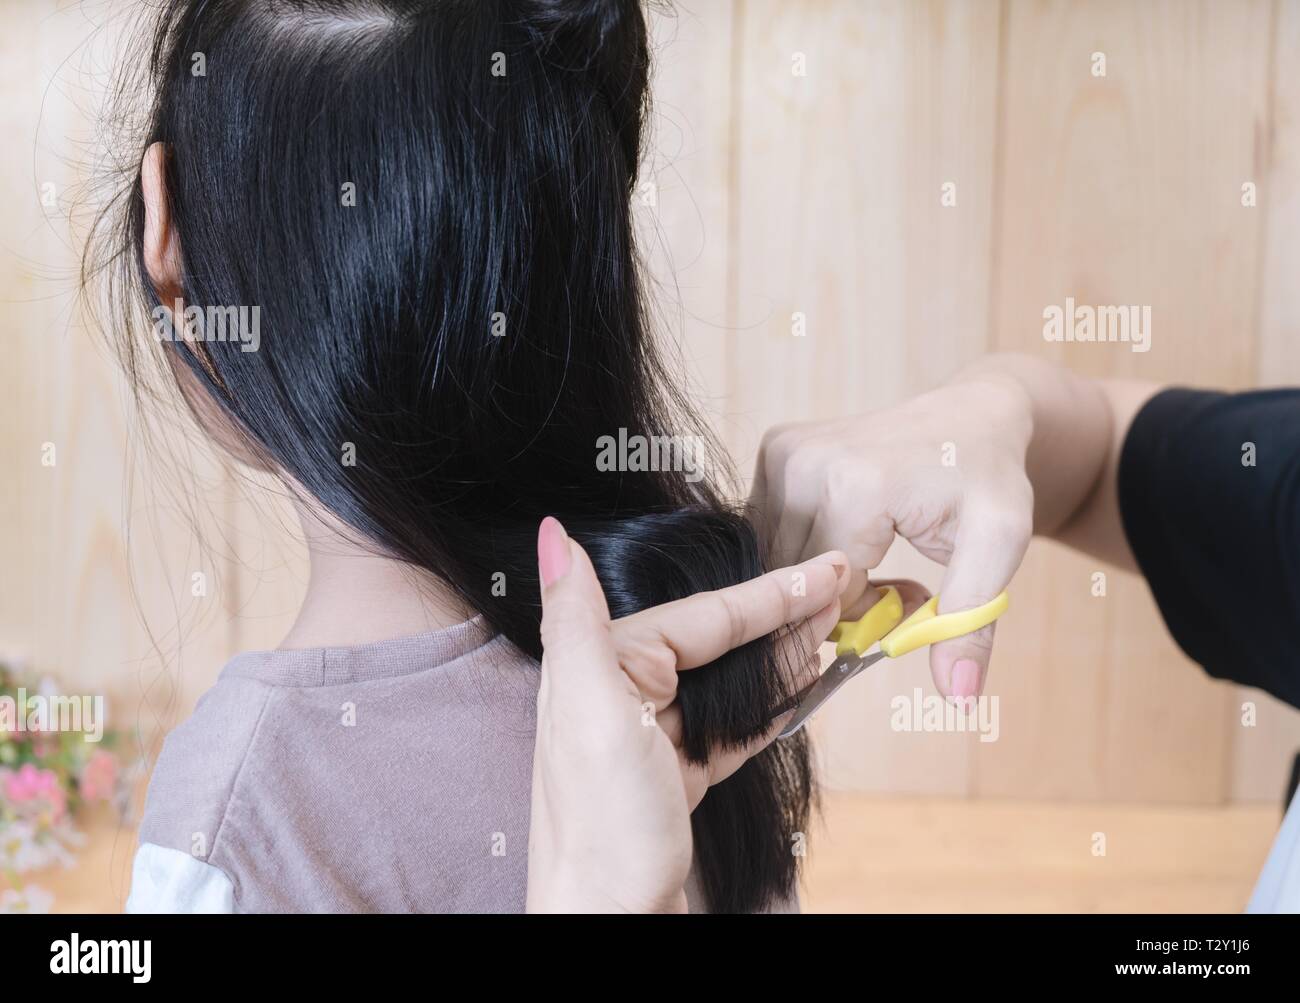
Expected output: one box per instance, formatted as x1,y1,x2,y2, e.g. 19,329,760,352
537,516,571,587
950,659,981,699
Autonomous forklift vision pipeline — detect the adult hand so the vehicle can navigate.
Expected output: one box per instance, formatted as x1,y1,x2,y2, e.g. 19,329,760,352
750,375,1036,702
526,516,847,913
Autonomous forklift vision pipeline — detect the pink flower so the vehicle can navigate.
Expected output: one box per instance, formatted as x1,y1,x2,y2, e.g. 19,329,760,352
78,750,118,802
1,764,66,821
4,764,43,801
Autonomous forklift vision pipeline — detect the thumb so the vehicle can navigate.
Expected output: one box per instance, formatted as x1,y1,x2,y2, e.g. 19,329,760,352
537,517,618,696
929,506,1028,700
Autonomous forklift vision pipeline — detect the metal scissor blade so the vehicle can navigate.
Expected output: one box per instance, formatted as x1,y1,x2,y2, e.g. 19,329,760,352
777,650,886,739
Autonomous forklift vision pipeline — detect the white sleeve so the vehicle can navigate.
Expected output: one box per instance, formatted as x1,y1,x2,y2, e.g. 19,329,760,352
125,842,235,914
1247,791,1300,913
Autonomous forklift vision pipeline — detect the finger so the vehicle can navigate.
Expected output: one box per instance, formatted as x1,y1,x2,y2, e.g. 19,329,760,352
656,703,683,747
613,551,849,672
693,713,790,805
664,593,836,808
747,439,773,551
679,751,711,811
675,717,784,813
803,504,895,619
537,517,623,702
748,426,814,565
660,594,835,784
928,500,1029,699
764,434,819,568
769,478,817,570
770,508,815,573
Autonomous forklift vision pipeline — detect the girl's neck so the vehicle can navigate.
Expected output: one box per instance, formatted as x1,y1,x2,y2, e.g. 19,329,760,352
277,499,476,651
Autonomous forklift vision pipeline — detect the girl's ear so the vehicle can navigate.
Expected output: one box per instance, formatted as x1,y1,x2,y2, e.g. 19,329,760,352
140,142,275,475
141,142,183,301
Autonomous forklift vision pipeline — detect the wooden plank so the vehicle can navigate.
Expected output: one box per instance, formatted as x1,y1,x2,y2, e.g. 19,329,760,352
638,1,740,458
0,4,237,755
729,0,1001,795
982,0,1274,803
1232,0,1300,804
802,792,1279,912
29,793,1281,913
1256,0,1300,383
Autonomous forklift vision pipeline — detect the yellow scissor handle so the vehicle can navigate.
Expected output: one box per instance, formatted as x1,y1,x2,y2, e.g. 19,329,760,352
828,588,1009,659
878,590,1009,657
828,586,904,657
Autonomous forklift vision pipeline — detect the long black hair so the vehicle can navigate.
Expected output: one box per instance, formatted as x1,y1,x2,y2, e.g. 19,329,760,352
88,0,814,913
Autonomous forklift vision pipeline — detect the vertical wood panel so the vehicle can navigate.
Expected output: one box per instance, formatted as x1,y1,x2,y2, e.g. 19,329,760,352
1231,0,1300,804
0,3,238,770
1257,0,1300,383
639,2,739,454
728,0,1001,795
983,0,1273,803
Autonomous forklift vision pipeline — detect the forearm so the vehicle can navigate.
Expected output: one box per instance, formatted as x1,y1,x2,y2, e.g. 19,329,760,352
951,354,1159,571
1051,378,1162,571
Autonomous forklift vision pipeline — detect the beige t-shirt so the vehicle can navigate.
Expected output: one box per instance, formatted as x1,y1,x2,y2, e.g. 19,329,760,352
128,616,754,913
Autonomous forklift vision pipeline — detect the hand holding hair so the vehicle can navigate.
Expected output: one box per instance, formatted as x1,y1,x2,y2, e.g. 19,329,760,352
526,517,848,913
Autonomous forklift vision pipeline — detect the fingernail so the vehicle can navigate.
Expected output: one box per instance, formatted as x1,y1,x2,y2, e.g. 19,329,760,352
950,658,981,699
810,551,849,585
537,516,571,587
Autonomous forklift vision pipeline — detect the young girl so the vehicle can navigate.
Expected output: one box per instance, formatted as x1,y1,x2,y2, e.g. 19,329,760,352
102,0,830,913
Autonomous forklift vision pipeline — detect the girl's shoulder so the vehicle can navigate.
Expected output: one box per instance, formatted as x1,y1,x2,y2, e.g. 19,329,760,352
138,671,277,862
133,624,541,911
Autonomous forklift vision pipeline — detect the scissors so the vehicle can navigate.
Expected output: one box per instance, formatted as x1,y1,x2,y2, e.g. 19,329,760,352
777,585,1010,739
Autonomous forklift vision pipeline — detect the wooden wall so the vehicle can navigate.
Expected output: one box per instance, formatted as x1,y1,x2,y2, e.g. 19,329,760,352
2,0,1297,805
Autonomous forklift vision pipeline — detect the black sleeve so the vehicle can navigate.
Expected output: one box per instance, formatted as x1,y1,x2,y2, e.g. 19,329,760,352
1118,387,1300,709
